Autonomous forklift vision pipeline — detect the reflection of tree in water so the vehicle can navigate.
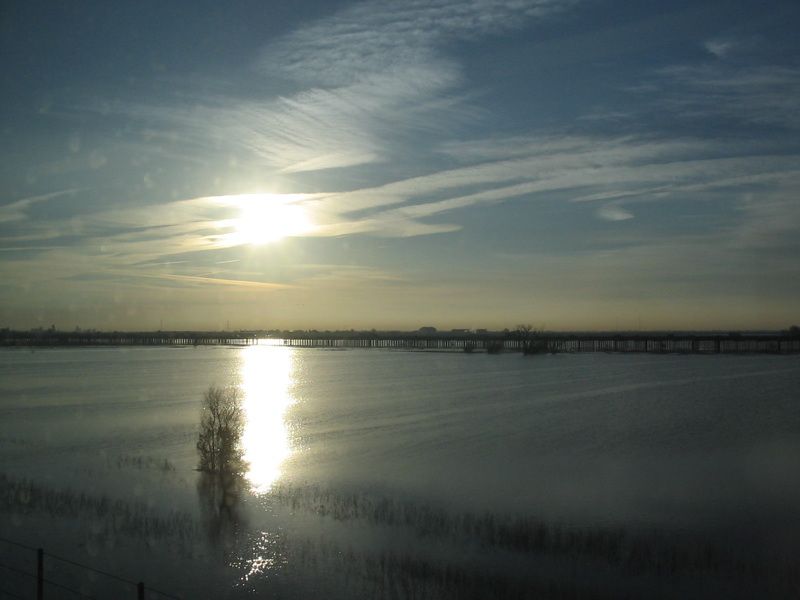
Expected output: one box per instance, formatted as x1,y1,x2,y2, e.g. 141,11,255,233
195,386,249,555
197,471,247,553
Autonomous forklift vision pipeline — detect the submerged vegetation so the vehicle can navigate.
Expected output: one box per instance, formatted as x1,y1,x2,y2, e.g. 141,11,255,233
111,454,176,472
2,468,797,599
0,472,200,544
266,484,798,598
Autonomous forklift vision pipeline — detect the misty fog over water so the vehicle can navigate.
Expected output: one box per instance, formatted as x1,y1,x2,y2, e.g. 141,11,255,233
1,346,799,598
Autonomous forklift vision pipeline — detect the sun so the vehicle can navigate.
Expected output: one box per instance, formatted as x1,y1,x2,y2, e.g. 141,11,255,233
218,194,314,246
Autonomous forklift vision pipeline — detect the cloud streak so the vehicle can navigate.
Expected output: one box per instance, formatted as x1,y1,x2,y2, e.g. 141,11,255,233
704,38,735,59
126,271,295,290
6,135,798,273
0,189,82,224
72,0,578,175
304,136,800,236
261,0,578,86
652,64,800,130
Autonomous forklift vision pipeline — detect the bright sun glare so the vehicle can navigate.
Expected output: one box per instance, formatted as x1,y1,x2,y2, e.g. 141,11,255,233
219,194,313,246
240,345,296,493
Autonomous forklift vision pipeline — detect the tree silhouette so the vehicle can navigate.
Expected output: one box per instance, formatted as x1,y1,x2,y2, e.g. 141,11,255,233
516,324,546,354
196,386,247,474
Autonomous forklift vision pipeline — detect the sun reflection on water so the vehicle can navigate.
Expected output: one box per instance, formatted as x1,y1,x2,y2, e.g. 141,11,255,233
239,345,296,493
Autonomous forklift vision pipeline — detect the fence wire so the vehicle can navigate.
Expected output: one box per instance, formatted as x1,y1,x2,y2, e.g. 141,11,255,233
0,536,180,599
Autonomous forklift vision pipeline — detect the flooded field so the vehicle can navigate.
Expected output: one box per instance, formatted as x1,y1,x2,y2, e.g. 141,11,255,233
1,346,799,598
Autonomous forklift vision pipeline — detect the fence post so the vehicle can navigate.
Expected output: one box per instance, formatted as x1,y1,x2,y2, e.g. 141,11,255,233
37,548,44,600
137,582,145,600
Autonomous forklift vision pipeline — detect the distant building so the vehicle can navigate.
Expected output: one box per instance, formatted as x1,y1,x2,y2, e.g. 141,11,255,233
451,328,470,334
476,329,488,335
418,326,437,334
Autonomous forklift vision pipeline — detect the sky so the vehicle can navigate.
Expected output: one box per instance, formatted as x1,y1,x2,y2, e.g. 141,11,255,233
1,0,799,331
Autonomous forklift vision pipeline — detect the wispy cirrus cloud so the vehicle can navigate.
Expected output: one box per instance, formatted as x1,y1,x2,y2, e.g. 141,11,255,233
6,136,800,259
99,62,466,173
260,0,579,86
0,189,82,224
252,0,579,171
303,135,800,235
124,271,294,290
651,64,800,130
704,38,736,59
595,205,634,222
732,176,800,252
131,149,800,256
72,0,579,175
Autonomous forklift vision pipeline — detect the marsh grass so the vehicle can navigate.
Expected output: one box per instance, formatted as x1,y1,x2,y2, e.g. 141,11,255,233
337,551,623,600
270,484,780,582
3,469,794,599
110,454,176,472
239,528,634,600
0,472,200,544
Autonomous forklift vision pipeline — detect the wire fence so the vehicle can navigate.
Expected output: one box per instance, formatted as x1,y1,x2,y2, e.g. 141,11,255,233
0,536,180,600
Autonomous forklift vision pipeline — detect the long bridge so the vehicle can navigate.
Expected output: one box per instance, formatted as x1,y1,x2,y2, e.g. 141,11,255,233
0,330,258,347
278,332,800,354
2,330,799,354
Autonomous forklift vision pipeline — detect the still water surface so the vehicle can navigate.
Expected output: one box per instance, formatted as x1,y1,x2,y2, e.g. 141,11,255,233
1,346,799,598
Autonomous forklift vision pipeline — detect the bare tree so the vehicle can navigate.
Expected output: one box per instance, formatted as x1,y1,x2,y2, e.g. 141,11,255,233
516,324,546,355
516,324,534,337
197,386,247,474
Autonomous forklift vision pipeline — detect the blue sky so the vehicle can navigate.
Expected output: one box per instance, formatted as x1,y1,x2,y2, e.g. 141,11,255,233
1,0,798,330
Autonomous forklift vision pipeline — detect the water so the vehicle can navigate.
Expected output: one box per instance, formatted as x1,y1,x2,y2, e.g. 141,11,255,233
1,346,799,598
